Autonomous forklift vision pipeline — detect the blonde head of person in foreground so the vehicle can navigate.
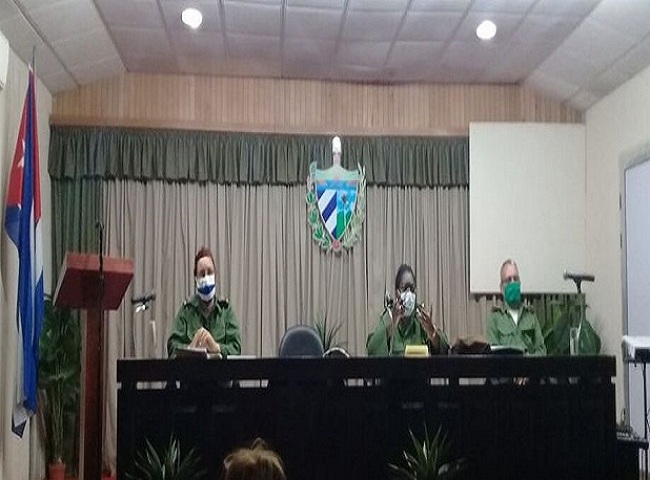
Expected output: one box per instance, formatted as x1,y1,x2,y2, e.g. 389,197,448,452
221,438,286,480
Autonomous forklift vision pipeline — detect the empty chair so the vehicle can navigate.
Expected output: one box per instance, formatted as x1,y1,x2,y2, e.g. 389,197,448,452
278,325,324,357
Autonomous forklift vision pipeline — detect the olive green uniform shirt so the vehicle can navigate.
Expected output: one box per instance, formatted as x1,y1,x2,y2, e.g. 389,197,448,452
487,304,546,355
366,310,450,356
167,295,242,357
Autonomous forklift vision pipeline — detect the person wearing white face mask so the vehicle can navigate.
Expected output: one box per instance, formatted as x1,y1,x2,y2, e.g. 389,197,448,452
366,264,449,356
167,246,241,357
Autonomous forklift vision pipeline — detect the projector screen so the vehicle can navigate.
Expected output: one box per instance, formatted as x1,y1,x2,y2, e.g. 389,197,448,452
623,155,650,449
469,122,586,293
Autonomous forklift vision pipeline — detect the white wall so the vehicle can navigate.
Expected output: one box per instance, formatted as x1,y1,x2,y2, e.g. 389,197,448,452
470,122,586,294
585,64,650,417
0,45,52,480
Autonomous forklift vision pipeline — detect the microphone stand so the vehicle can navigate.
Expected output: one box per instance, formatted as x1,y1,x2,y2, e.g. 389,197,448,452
94,219,106,476
564,272,595,354
96,220,105,310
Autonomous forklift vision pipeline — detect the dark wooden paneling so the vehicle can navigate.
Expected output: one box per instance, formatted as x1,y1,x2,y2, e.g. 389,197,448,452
118,357,615,480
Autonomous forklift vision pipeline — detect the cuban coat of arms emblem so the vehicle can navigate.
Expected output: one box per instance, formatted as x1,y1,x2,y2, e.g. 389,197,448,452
306,137,366,252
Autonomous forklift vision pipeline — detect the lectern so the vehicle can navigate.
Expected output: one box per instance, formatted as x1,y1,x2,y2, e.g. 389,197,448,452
54,252,133,480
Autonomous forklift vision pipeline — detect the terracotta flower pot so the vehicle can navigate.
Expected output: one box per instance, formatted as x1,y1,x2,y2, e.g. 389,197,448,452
48,462,65,480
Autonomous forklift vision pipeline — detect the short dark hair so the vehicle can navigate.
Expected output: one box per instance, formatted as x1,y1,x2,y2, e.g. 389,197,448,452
194,246,215,277
395,264,415,291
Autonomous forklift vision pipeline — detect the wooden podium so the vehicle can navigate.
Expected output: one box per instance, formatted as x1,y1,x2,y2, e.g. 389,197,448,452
54,252,133,480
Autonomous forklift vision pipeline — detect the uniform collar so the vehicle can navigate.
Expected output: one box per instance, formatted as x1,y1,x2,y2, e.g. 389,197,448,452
188,294,222,314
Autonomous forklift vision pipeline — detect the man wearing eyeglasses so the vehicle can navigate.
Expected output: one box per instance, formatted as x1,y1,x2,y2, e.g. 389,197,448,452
487,259,546,355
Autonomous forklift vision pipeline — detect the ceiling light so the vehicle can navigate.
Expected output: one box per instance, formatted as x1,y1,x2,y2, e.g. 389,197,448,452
182,7,203,29
476,20,497,41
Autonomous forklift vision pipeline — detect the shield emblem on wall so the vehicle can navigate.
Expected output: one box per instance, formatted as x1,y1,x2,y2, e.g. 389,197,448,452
306,154,366,252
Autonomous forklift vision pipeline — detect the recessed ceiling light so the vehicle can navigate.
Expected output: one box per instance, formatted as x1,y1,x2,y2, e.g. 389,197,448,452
182,7,203,29
476,20,497,41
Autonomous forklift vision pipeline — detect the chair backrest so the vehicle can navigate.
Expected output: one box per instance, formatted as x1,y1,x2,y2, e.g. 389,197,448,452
323,346,350,358
278,325,324,357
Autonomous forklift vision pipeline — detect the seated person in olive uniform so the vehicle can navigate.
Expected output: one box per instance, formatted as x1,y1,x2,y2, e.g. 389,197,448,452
487,259,546,355
367,264,449,356
167,246,241,357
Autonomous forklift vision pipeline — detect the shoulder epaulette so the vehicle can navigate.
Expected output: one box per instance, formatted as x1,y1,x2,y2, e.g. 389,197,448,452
217,298,230,309
491,304,505,313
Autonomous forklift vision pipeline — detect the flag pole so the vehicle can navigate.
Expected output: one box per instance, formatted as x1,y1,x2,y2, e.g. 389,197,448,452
31,45,35,72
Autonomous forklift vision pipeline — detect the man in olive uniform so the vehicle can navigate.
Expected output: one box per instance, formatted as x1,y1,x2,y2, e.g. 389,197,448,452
167,247,241,357
367,264,449,356
487,259,546,355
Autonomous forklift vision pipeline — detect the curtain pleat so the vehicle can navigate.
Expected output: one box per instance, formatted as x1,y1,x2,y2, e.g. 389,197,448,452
48,127,469,187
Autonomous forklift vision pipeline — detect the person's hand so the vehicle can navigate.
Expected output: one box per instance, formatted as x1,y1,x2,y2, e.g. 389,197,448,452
417,304,437,339
417,304,442,351
391,296,405,326
190,328,221,354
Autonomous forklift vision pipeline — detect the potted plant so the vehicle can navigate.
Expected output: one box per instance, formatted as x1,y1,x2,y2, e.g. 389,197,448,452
535,294,601,355
389,425,466,480
38,296,81,480
314,311,344,352
127,433,206,480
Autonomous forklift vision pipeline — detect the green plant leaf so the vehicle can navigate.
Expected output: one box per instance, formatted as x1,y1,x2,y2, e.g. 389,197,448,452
129,434,206,480
390,425,465,480
540,294,601,355
578,319,601,354
39,296,81,466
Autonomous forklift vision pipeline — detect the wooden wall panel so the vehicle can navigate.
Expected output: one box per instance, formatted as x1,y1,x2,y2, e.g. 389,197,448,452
51,73,582,134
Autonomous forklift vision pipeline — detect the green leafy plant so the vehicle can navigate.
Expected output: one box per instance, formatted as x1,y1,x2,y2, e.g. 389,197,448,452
314,311,343,351
535,294,601,355
389,426,466,480
38,296,81,467
127,433,206,480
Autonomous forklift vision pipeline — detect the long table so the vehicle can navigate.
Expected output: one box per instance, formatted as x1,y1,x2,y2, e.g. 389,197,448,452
117,356,616,479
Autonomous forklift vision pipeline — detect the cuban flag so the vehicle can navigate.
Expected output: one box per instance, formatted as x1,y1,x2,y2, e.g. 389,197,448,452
4,67,44,437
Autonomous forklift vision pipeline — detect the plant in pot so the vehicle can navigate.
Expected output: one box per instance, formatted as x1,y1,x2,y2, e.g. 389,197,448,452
38,296,81,480
127,433,206,480
535,294,601,355
389,425,466,480
314,311,345,353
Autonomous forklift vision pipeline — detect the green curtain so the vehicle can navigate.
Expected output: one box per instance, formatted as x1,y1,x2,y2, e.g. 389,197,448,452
48,127,467,280
51,178,102,280
48,127,468,187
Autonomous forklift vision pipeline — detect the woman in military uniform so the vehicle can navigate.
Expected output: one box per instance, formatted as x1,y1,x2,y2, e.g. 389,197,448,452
366,264,449,356
167,246,241,357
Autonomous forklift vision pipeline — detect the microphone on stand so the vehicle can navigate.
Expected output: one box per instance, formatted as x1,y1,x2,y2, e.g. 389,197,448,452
563,270,595,293
132,290,158,356
132,291,156,313
132,291,156,305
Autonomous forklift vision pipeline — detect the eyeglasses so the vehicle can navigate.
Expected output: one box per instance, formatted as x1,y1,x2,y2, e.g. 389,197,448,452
501,275,520,285
398,282,415,293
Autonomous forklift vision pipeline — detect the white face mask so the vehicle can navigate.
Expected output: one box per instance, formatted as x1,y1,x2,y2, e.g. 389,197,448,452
195,274,216,302
400,291,416,317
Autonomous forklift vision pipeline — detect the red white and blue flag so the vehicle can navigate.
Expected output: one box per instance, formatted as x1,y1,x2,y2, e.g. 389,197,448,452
4,67,44,437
